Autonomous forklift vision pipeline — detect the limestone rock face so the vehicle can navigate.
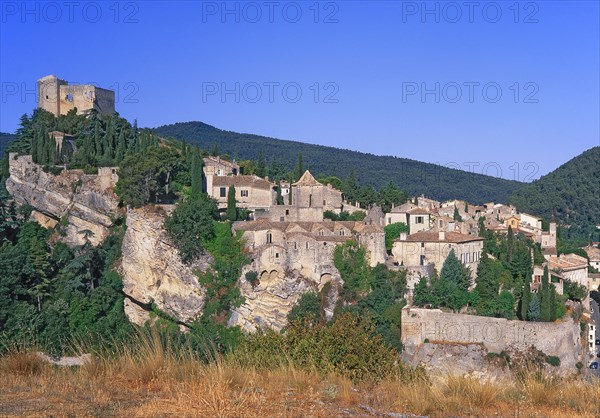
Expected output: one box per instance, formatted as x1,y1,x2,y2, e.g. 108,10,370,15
120,206,211,325
229,256,341,332
5,154,119,246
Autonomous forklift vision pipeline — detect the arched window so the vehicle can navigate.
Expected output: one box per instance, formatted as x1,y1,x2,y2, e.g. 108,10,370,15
267,231,272,244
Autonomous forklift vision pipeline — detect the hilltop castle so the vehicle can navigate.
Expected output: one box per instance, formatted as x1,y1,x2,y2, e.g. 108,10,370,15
37,75,115,117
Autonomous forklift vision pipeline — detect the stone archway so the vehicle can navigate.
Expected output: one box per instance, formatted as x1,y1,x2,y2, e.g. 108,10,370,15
320,273,332,284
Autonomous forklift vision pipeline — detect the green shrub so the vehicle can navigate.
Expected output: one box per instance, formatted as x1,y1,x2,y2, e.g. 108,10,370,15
547,356,560,367
245,271,259,286
230,312,398,382
287,291,321,324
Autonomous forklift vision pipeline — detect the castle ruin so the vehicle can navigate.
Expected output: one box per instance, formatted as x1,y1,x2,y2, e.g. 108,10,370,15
37,75,115,117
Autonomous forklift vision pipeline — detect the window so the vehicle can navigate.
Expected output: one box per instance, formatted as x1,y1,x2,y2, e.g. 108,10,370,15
219,187,226,197
323,200,326,206
240,190,248,197
275,253,279,259
267,232,272,244
285,209,289,215
65,94,73,102
416,216,424,224
387,217,391,225
280,217,284,222
309,194,312,207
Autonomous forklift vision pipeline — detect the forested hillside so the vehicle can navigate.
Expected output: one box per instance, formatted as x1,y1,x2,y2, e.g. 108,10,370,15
153,122,523,204
0,133,16,158
510,147,600,244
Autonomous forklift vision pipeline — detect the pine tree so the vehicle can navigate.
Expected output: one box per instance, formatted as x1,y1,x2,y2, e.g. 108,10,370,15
527,292,540,321
413,276,431,306
474,253,500,316
226,185,237,221
294,153,303,181
438,249,471,311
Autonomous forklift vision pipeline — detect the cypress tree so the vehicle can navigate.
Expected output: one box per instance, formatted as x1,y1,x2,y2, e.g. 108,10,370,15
49,134,57,165
276,180,283,205
93,118,103,162
527,292,540,321
31,127,38,163
288,175,293,204
540,265,552,321
37,128,47,165
226,185,237,221
212,143,218,157
453,206,462,222
294,153,303,181
129,119,138,154
102,118,115,165
256,149,265,178
191,148,203,197
116,129,127,163
520,278,531,320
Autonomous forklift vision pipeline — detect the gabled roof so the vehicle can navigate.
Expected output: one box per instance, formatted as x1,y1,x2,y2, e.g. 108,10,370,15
407,207,430,215
293,170,321,187
395,231,483,244
212,175,273,190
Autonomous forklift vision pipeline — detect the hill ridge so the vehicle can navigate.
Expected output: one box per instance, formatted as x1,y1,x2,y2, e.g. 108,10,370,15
153,121,523,204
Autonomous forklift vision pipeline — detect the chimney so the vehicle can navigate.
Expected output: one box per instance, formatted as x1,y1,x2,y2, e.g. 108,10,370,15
400,232,407,241
438,231,445,241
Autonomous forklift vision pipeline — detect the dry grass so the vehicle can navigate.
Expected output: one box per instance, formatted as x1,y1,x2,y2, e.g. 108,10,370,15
0,334,599,417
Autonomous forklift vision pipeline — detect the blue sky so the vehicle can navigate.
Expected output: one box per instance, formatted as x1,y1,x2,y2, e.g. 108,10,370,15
1,1,598,181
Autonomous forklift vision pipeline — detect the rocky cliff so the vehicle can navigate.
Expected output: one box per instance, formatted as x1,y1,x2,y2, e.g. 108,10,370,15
229,256,341,332
120,206,211,326
6,154,119,246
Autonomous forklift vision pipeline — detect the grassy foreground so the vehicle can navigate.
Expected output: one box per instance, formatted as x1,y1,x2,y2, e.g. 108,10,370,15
0,331,599,418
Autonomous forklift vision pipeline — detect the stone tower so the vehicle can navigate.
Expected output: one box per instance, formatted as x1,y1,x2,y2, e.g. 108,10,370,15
37,75,67,116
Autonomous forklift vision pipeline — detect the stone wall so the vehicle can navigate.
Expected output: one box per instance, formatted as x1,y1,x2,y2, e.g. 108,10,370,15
401,307,583,373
